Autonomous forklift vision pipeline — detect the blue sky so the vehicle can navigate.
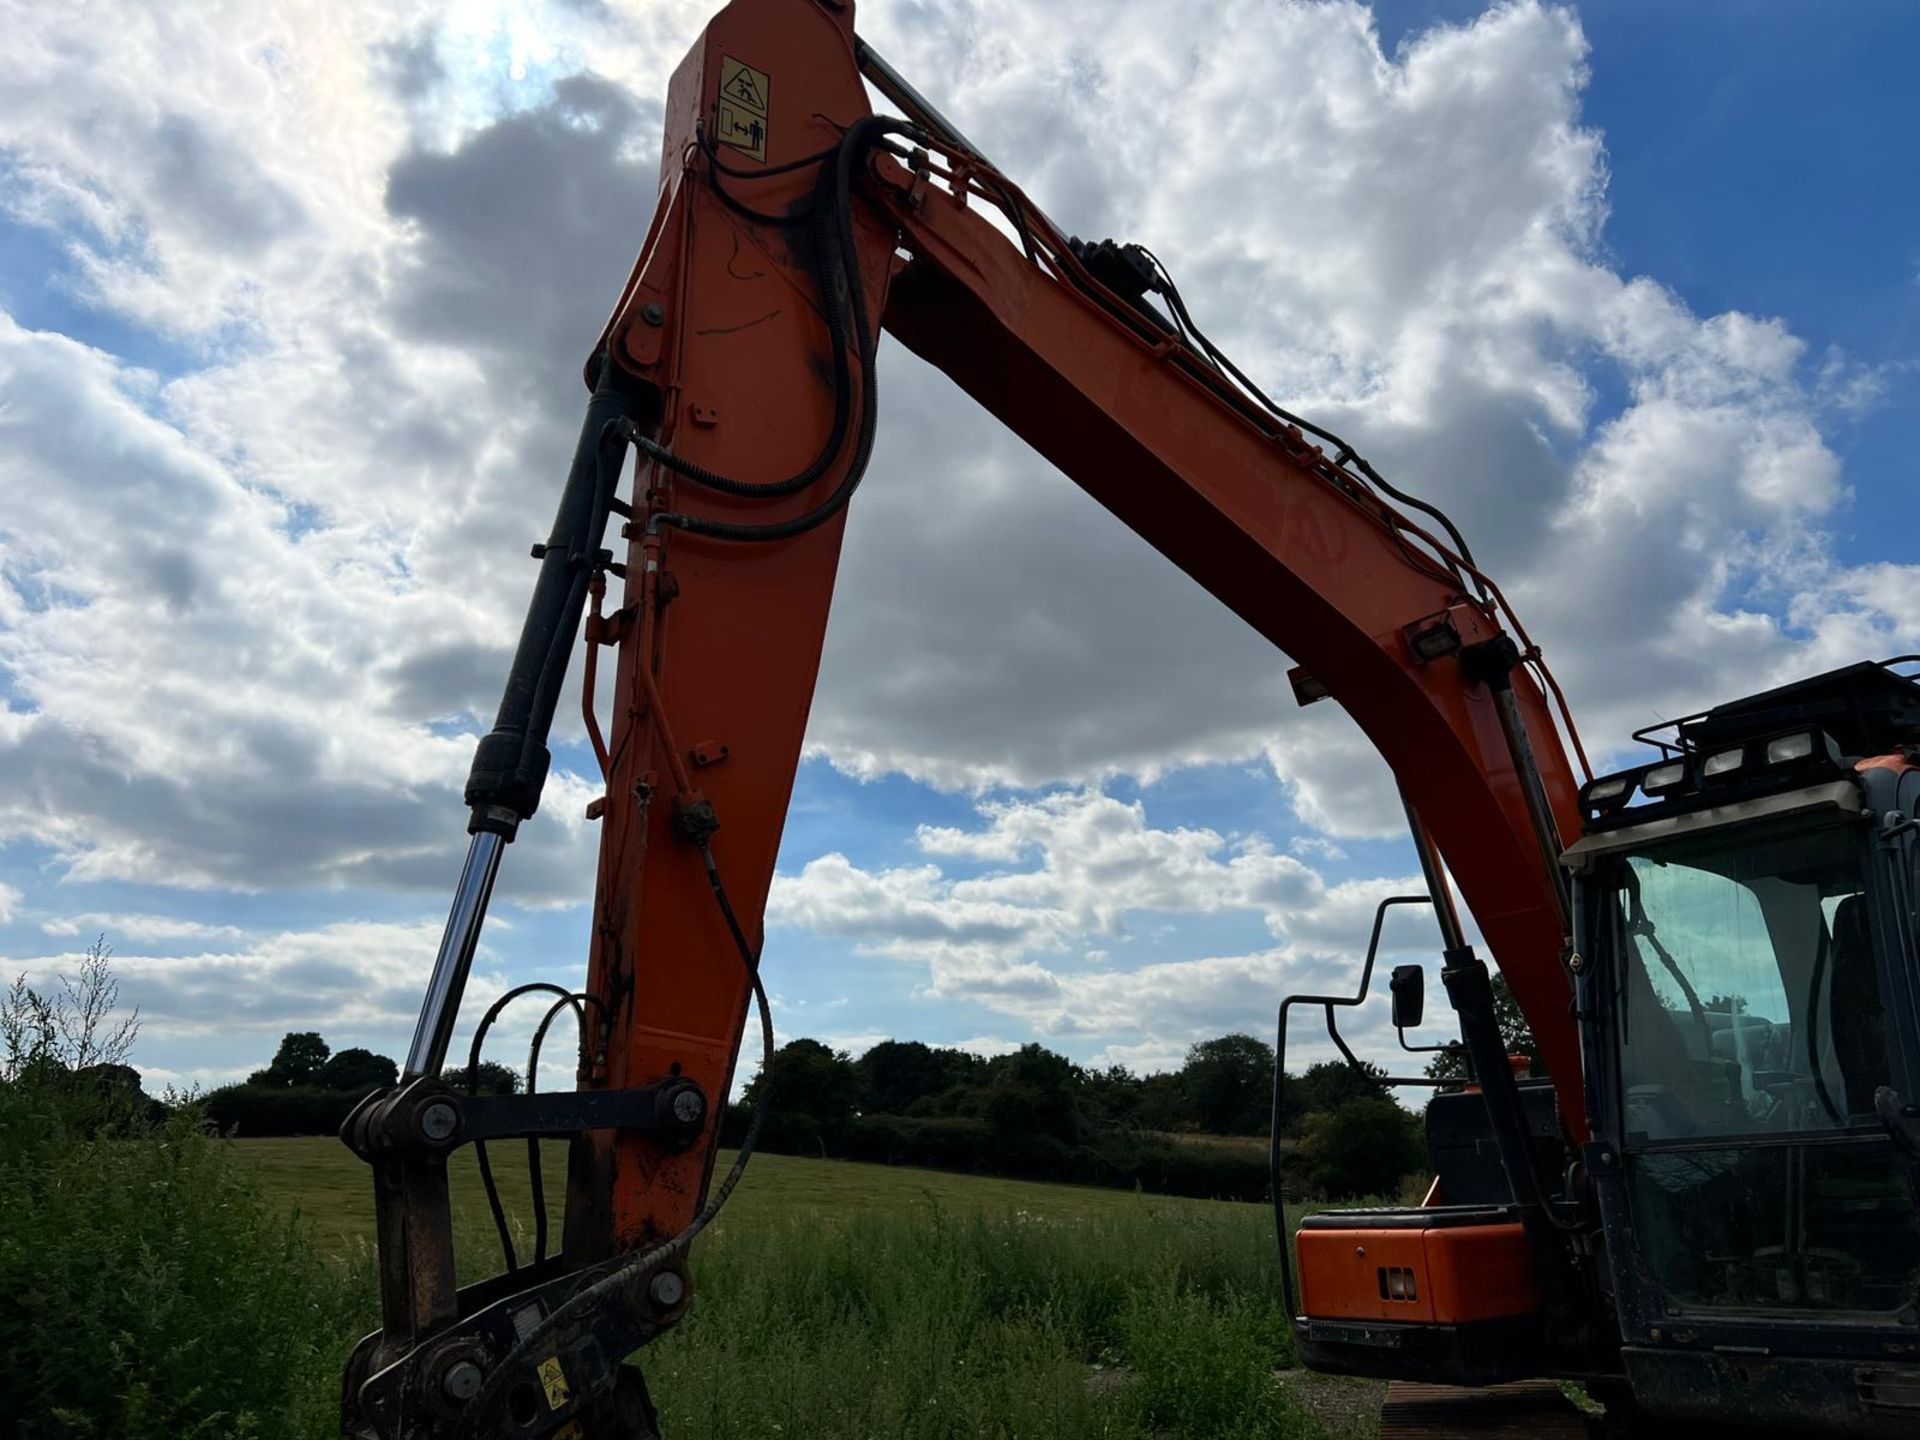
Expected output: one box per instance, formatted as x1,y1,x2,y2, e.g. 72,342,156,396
1,0,1915,1094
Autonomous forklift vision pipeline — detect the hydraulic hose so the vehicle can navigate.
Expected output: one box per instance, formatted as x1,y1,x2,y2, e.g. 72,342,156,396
639,116,923,543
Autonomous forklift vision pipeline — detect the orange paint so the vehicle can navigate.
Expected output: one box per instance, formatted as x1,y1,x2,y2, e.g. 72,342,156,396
1297,1222,1542,1324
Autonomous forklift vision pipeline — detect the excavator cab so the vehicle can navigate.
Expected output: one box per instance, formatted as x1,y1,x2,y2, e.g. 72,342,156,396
1565,659,1920,1429
1281,659,1920,1433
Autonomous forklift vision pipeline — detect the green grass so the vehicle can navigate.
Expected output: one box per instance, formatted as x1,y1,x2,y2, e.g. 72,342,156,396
234,1137,1381,1439
236,1137,1268,1258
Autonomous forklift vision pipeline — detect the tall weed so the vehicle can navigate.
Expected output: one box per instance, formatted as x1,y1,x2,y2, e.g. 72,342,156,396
0,1099,368,1440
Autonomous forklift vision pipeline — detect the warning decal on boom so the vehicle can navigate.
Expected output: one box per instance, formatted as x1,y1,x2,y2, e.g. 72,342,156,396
717,56,770,161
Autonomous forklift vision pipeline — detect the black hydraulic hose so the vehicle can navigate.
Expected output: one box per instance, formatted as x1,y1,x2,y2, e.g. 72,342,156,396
525,990,593,1265
642,116,923,544
466,983,599,1274
627,154,855,498
463,361,640,838
1148,264,1484,587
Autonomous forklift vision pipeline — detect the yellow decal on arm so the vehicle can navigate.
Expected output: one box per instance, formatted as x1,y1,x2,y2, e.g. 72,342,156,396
717,56,770,162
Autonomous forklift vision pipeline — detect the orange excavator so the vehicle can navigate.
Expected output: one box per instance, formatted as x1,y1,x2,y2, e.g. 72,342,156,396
338,2,1920,1434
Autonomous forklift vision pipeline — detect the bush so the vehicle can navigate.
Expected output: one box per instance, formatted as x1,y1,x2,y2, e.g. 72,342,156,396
1294,1096,1425,1199
1,958,368,1439
0,1097,367,1439
203,1083,368,1137
317,1047,398,1091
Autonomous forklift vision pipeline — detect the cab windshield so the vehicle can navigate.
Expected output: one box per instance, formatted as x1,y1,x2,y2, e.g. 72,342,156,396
1608,814,1885,1137
1600,812,1918,1316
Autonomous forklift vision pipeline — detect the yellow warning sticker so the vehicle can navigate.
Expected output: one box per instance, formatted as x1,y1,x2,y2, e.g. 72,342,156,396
717,55,770,161
537,1356,573,1411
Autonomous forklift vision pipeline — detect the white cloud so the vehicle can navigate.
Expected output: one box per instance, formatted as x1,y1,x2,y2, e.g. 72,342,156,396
803,0,1919,795
769,789,1443,1067
773,790,1329,967
14,920,426,1044
39,913,247,943
0,881,20,924
5,0,1912,894
8,917,541,1087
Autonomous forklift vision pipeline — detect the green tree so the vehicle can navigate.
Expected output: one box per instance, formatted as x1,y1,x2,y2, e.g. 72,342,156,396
1423,972,1534,1081
2,935,138,1086
249,1030,330,1088
1080,1062,1145,1126
977,1043,1081,1143
2,938,149,1135
316,1046,398,1092
1296,1096,1425,1199
456,1060,521,1095
1293,1059,1387,1119
1181,1033,1273,1134
1134,1070,1192,1132
743,1038,862,1128
856,1039,980,1115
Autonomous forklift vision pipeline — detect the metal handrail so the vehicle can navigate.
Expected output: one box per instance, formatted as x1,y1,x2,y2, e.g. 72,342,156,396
1270,893,1458,1321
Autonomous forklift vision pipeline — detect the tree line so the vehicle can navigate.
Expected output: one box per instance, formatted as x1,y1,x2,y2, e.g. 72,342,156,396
719,1032,1429,1200
186,1025,1438,1199
24,949,1541,1202
199,1030,518,1137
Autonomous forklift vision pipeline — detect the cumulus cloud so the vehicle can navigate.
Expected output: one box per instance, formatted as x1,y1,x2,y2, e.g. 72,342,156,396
6,0,1911,887
39,913,247,943
8,916,545,1083
808,0,1920,792
13,920,425,1049
769,789,1442,1066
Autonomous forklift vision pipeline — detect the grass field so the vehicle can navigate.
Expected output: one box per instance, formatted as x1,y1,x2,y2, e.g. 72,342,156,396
242,1138,1384,1438
238,1137,1260,1259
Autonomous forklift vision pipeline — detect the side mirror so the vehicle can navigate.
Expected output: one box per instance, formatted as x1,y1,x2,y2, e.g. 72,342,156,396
1390,964,1425,1029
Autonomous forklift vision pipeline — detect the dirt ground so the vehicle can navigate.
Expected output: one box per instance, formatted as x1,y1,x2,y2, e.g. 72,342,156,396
1276,1370,1388,1439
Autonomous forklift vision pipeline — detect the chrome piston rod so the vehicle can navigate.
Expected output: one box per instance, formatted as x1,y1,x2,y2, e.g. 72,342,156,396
403,829,505,1079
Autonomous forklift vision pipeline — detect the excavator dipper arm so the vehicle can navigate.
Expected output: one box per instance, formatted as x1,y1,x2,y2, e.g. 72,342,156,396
341,2,1591,1435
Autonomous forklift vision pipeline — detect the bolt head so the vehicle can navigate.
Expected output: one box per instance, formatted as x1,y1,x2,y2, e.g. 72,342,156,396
441,1360,484,1404
419,1101,459,1142
671,1089,705,1127
641,300,666,326
649,1270,686,1308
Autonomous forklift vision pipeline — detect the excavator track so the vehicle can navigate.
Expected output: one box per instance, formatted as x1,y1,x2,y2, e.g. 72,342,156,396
1379,1380,1598,1438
